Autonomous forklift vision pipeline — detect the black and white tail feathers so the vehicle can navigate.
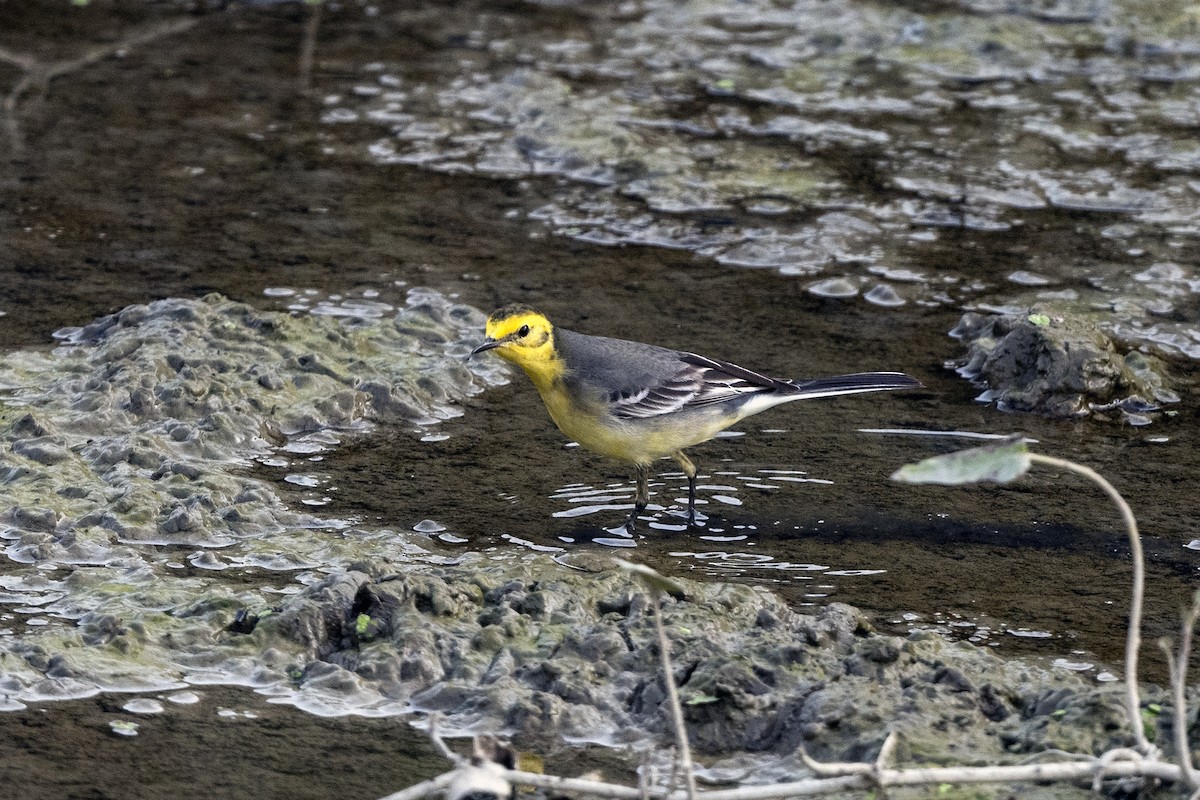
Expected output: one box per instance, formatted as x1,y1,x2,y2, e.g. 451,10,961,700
787,371,923,400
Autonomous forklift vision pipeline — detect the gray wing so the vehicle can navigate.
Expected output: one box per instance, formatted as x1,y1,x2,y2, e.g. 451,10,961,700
609,352,792,420
555,328,790,421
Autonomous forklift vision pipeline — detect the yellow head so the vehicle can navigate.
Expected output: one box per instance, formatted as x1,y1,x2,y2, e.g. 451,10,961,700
470,305,563,388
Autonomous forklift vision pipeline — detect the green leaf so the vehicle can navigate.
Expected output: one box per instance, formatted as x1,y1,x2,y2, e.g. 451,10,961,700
1027,313,1051,327
891,435,1031,486
684,693,720,706
715,78,735,90
355,613,372,636
1141,707,1158,741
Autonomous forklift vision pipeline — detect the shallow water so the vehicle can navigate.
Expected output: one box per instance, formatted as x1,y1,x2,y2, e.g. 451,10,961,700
1,0,1199,796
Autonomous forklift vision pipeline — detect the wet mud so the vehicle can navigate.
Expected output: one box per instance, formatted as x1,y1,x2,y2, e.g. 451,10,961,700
0,685,446,800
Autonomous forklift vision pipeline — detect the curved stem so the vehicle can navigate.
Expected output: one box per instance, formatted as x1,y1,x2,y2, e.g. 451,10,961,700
298,0,323,94
1028,454,1149,754
1164,593,1200,787
651,594,697,800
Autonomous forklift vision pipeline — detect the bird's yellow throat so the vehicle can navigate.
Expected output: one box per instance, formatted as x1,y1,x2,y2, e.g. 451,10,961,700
483,309,566,393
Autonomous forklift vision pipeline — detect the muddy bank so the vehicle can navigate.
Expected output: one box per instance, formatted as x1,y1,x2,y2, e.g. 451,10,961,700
263,559,1183,773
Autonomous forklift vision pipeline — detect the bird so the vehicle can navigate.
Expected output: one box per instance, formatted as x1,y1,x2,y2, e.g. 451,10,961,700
470,304,921,532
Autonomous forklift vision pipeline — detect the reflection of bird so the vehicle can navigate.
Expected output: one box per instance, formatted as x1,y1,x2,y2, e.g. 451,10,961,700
445,736,515,800
471,305,922,531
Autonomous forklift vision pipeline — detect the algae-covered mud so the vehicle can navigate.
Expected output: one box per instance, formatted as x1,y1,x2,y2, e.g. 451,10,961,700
2,0,1200,797
332,0,1200,366
0,292,505,705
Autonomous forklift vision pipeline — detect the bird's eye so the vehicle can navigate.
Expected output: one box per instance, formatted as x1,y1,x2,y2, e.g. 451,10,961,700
518,324,530,338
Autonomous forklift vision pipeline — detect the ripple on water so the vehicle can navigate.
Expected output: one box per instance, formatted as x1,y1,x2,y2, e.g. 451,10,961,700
807,278,859,298
122,698,166,714
863,284,905,307
546,466,843,545
109,721,139,737
166,691,202,705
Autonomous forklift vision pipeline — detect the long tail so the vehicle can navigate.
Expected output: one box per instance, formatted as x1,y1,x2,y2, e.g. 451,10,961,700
786,371,922,400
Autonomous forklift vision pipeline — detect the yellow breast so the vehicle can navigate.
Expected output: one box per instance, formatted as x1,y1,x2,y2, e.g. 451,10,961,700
535,380,729,465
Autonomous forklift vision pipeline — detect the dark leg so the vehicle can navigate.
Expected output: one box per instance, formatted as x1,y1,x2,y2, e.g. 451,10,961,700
672,451,698,525
625,464,650,533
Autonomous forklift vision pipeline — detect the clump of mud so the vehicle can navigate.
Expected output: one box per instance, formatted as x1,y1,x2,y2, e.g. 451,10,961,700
246,560,1178,773
950,308,1180,423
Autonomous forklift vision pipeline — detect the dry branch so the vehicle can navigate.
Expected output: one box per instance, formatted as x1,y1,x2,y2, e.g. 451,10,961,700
1027,453,1151,755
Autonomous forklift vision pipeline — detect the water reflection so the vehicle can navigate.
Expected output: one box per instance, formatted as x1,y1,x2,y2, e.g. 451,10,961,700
548,465,838,539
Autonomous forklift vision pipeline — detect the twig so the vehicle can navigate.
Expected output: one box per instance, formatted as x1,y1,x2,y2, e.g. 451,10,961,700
1161,592,1200,788
297,0,323,94
375,772,456,800
424,757,1184,800
1027,453,1151,755
1018,748,1094,764
872,731,899,799
0,45,36,71
651,597,698,800
875,731,899,768
664,747,682,798
798,746,873,777
46,17,197,80
426,713,464,766
390,708,1195,800
700,759,1186,799
613,560,698,800
1,70,31,153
